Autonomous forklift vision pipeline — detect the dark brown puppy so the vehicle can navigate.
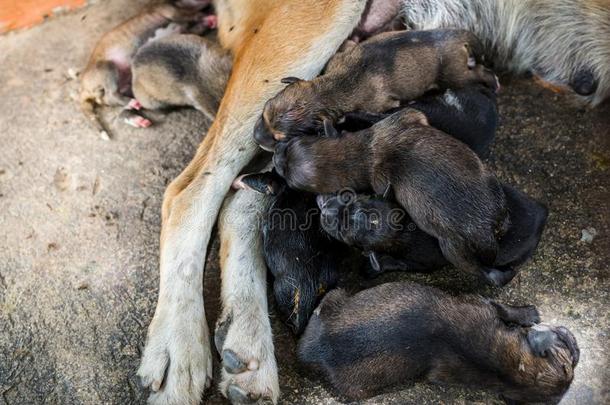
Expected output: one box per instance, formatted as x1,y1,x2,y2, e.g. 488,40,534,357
254,29,499,150
318,184,548,284
274,108,509,285
298,282,579,403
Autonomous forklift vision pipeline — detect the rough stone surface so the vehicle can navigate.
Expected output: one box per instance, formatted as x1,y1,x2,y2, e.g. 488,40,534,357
0,1,608,404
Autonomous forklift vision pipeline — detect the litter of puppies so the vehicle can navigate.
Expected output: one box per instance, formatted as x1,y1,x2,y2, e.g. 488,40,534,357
78,1,596,402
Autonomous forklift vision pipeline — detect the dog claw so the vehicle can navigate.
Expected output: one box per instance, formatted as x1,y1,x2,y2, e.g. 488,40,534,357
215,314,232,355
223,349,248,374
227,384,260,404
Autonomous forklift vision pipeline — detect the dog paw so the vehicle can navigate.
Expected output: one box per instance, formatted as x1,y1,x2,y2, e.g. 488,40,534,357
138,303,213,404
215,310,279,404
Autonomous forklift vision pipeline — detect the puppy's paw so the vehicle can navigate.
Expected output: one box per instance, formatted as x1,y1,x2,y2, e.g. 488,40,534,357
215,309,279,404
138,302,213,404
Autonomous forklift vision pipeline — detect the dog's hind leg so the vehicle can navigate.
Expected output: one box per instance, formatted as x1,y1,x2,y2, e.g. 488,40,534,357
214,188,278,403
137,1,367,404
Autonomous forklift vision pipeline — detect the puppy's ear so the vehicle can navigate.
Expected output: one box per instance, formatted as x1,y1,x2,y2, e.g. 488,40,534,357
323,118,340,138
401,108,429,126
281,76,303,85
234,172,284,195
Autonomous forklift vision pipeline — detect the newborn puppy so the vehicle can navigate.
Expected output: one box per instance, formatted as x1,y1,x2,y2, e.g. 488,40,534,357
274,108,510,285
298,282,579,403
317,192,446,275
317,184,548,283
79,2,210,136
233,170,341,334
340,85,498,158
254,29,499,150
131,34,232,122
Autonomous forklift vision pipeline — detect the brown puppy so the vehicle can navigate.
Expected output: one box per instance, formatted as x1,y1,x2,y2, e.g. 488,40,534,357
274,108,509,285
298,282,579,403
131,34,232,123
254,29,499,150
79,2,210,137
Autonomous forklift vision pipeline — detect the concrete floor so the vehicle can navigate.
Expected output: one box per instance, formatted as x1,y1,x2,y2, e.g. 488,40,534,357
0,1,608,404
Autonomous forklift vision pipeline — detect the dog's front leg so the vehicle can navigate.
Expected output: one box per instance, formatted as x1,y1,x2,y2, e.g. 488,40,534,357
214,188,278,403
138,1,367,404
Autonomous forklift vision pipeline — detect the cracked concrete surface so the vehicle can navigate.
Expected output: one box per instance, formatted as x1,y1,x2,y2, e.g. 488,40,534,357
0,1,608,404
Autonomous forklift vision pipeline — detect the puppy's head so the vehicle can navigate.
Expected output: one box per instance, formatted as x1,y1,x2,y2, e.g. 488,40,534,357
317,192,404,249
254,77,332,151
503,324,579,403
233,170,286,196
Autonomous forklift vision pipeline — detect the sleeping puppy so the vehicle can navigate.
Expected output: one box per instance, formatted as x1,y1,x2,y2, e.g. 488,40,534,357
338,85,498,158
298,282,579,403
233,170,341,334
273,108,512,286
253,29,499,150
131,34,232,123
317,184,548,282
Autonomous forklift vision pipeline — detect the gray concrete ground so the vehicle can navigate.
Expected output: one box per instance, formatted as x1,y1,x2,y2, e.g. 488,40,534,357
0,1,608,404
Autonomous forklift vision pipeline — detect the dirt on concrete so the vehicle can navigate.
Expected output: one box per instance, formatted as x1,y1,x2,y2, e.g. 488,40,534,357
0,1,608,404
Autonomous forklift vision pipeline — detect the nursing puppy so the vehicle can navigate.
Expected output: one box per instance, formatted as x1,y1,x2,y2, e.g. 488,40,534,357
340,85,498,158
318,184,548,282
131,34,232,122
274,108,510,285
403,0,610,106
253,29,499,150
79,2,212,136
233,171,340,334
298,282,579,403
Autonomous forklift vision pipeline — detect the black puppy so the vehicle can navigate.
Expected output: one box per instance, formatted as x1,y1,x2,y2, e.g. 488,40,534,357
317,184,547,283
317,191,446,275
338,85,498,158
298,282,579,403
234,170,341,334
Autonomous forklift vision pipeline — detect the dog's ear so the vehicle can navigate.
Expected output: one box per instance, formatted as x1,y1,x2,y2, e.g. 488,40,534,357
323,118,339,138
401,108,429,126
281,76,303,85
235,172,284,195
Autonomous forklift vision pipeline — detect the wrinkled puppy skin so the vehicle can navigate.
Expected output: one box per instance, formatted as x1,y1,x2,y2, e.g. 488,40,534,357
298,282,579,403
318,182,547,281
235,171,342,334
274,108,510,285
132,34,232,122
254,29,498,150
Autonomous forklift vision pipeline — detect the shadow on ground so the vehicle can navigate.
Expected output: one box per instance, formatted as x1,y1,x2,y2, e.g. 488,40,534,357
0,1,608,404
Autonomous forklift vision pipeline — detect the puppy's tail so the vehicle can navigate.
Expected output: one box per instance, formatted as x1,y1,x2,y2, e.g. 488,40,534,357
81,99,112,139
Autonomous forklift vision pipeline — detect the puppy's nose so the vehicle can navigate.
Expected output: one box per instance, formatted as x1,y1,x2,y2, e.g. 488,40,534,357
253,116,277,151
